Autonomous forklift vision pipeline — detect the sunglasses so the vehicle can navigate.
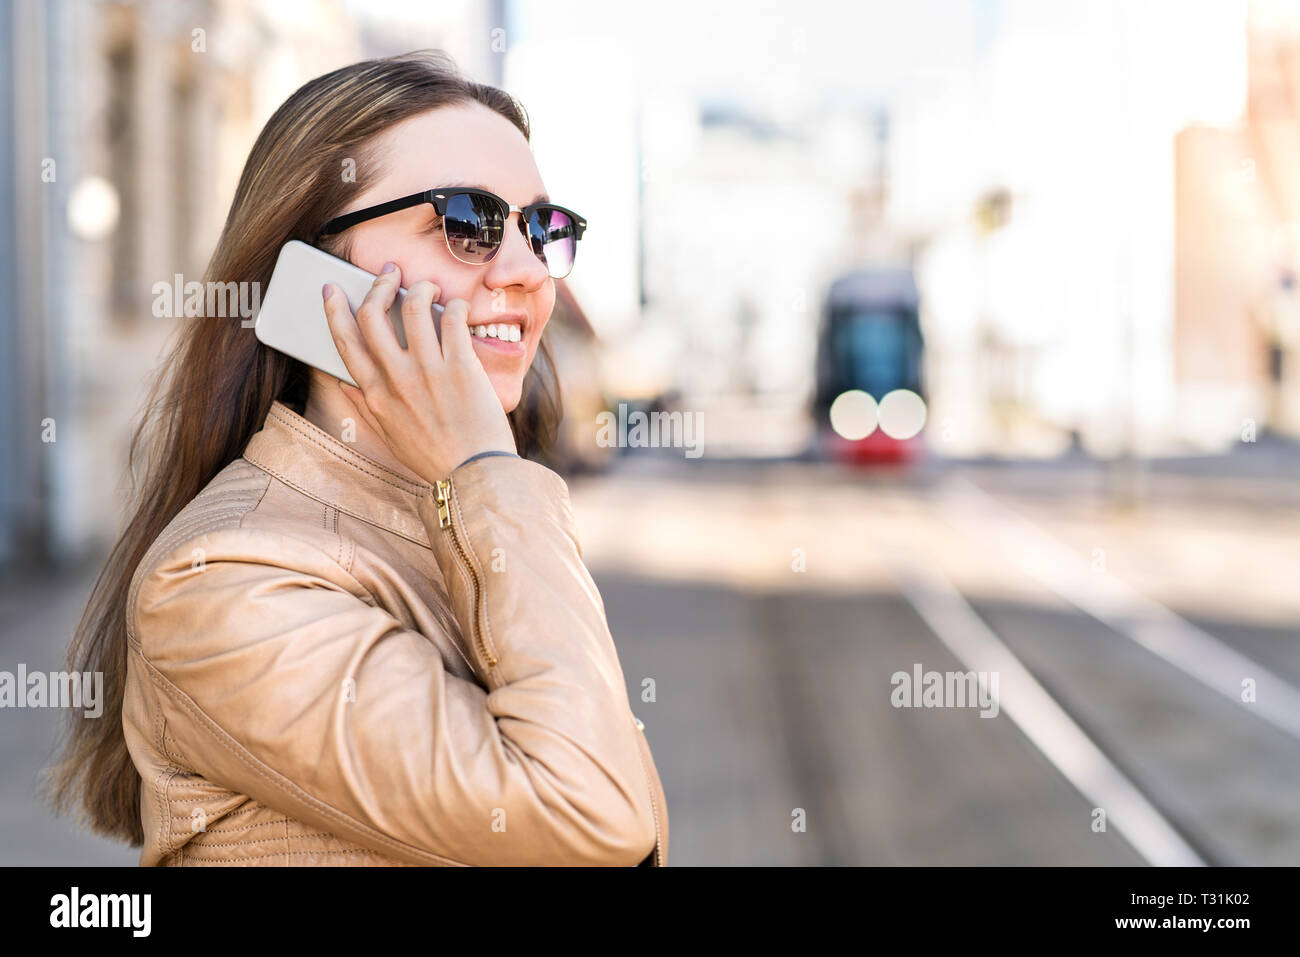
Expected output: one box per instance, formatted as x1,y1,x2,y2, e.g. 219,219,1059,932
316,186,587,279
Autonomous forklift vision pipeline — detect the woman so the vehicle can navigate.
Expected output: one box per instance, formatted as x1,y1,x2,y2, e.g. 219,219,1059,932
46,50,668,867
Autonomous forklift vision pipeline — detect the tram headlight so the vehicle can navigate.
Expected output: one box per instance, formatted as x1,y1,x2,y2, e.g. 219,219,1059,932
829,390,878,440
878,389,926,439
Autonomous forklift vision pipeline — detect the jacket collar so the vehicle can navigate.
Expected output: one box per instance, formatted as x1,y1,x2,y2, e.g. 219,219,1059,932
242,399,435,548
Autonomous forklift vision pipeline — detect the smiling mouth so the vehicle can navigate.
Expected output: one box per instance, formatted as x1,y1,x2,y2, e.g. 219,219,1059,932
469,320,522,343
467,320,525,354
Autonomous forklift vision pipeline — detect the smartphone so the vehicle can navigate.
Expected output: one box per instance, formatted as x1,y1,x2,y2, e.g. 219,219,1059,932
253,239,444,387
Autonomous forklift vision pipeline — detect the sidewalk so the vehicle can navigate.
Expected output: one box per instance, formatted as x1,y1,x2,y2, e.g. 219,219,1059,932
0,557,138,865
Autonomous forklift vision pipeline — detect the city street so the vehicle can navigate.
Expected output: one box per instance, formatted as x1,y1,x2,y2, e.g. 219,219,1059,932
4,443,1296,866
576,444,1300,866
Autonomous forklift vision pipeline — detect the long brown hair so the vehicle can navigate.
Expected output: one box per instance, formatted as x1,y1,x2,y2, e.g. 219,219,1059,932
44,50,562,845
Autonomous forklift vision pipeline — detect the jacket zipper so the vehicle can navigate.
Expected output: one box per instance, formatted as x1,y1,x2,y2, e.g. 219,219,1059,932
634,716,666,867
434,478,498,673
437,476,662,866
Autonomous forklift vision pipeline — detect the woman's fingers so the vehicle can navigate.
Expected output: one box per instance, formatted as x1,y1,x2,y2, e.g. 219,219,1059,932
401,280,444,369
438,297,475,370
322,264,516,482
353,263,408,375
322,282,380,390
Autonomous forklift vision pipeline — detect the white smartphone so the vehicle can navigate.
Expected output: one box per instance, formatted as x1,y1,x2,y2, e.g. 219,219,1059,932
253,239,444,387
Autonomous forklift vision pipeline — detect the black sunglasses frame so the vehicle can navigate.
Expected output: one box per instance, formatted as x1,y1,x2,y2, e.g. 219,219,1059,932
315,186,587,274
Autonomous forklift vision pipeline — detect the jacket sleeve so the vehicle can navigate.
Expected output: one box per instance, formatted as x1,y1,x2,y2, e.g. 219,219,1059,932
129,454,660,867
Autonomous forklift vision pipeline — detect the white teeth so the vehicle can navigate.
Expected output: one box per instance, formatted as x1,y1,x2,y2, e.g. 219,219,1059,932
473,323,521,341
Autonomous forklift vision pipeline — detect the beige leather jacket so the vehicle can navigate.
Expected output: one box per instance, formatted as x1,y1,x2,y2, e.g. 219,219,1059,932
121,400,668,866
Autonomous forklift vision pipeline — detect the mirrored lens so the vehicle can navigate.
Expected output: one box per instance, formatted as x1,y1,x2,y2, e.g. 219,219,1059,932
524,207,577,278
443,192,505,264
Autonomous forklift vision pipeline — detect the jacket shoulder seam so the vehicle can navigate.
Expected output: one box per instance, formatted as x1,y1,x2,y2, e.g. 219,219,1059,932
128,461,273,637
246,474,355,576
243,453,430,550
243,461,274,525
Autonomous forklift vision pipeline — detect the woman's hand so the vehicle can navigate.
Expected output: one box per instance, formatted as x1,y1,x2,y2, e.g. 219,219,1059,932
322,262,518,484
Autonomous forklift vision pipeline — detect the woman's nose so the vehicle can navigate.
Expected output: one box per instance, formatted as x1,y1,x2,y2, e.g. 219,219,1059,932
487,212,550,287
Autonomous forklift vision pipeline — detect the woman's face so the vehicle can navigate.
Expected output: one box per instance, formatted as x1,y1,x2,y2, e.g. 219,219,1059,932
333,102,556,413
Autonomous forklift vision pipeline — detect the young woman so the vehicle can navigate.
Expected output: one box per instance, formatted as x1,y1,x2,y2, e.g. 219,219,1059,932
47,50,668,867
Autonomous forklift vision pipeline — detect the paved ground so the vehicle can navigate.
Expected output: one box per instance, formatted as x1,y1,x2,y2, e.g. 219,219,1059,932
0,560,138,865
574,447,1300,865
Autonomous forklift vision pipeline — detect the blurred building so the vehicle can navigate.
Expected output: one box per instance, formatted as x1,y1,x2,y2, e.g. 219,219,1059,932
0,0,368,567
1175,0,1300,442
0,0,545,568
888,0,1253,458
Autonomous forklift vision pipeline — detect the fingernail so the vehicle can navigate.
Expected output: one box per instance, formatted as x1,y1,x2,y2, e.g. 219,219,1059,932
381,262,396,274
322,284,332,300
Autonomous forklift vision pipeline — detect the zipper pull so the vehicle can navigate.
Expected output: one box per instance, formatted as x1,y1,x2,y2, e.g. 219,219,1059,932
434,479,452,529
